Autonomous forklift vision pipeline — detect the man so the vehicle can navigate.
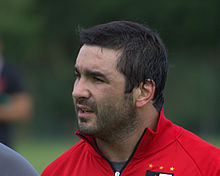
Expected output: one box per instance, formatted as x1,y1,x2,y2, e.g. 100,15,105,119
0,142,39,176
0,38,32,147
42,21,220,176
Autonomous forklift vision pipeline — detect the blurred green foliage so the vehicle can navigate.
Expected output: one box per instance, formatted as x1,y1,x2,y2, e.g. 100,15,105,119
0,0,219,139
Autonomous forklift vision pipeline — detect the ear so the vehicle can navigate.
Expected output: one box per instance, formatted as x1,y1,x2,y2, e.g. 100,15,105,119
133,79,156,108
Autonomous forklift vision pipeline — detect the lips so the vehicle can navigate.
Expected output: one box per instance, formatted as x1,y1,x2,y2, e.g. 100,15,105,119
77,104,93,112
76,104,94,118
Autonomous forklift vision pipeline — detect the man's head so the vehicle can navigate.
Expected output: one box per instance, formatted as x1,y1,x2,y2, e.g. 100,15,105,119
73,45,137,139
79,21,168,111
72,21,168,138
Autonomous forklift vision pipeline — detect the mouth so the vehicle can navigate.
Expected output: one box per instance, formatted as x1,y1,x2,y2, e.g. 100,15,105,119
76,104,94,118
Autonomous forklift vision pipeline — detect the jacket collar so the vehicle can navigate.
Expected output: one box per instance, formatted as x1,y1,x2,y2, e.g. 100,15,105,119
75,109,180,159
132,109,180,159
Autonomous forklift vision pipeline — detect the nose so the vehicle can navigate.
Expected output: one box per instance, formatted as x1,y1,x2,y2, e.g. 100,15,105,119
72,78,90,99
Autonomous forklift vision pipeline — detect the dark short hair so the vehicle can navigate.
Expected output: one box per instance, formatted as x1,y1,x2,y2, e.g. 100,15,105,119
79,21,168,111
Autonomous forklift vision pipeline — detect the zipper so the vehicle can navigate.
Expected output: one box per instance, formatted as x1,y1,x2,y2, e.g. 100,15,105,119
117,129,147,174
115,171,120,176
77,129,147,176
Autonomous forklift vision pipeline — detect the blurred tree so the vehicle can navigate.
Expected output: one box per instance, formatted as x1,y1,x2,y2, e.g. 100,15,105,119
0,0,42,62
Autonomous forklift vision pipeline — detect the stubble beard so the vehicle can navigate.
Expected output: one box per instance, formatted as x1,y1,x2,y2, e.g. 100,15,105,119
76,93,138,141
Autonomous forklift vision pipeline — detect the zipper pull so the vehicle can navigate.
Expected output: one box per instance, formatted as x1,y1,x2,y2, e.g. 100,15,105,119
115,171,120,176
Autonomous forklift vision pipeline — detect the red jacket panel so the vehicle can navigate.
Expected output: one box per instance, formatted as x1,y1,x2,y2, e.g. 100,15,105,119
41,110,220,176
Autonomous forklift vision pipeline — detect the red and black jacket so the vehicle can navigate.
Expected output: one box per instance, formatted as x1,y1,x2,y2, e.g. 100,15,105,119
42,109,220,176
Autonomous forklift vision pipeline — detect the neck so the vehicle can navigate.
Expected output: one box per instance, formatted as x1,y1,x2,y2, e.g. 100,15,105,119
95,128,144,162
95,107,159,162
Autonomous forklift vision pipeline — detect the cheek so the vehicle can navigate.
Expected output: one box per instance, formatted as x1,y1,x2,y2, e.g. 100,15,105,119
99,85,124,97
91,82,126,106
96,93,122,110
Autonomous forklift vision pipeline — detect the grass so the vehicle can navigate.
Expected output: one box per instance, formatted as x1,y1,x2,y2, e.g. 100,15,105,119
15,136,79,174
14,135,220,175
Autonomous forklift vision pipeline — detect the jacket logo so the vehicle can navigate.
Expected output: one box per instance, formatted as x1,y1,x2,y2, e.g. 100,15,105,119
146,170,174,176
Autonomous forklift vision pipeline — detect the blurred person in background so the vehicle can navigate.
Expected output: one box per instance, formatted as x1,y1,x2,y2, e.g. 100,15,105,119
42,21,220,176
0,38,33,148
0,142,39,176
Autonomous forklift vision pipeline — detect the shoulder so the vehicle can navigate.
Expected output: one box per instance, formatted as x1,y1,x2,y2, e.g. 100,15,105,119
0,143,39,176
177,127,220,157
1,62,24,93
176,127,220,175
42,140,88,175
2,62,20,77
48,140,87,165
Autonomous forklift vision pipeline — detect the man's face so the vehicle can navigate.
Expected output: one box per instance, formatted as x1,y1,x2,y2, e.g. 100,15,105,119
72,45,138,138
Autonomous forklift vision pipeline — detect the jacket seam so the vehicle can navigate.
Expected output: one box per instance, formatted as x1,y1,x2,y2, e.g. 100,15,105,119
176,132,203,176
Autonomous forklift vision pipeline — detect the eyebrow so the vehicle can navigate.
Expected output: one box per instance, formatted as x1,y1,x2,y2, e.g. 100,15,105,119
74,65,109,83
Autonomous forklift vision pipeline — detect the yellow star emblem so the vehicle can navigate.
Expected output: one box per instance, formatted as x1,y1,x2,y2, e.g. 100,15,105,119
159,166,164,170
149,164,153,168
170,167,174,171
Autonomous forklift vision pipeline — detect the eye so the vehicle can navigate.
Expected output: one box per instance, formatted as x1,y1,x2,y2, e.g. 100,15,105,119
93,76,104,83
74,72,80,79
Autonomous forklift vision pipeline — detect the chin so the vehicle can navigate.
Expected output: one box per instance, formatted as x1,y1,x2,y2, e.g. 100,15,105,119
78,124,96,136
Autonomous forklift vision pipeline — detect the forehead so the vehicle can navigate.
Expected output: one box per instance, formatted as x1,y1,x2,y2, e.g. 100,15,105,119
75,44,121,72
